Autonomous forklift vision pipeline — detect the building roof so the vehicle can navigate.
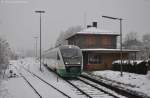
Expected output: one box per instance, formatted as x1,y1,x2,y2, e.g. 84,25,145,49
81,48,140,53
77,27,119,35
55,27,120,47
65,27,119,40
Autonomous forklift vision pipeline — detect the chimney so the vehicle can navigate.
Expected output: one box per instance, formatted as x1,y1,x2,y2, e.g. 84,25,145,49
87,25,92,28
92,22,97,28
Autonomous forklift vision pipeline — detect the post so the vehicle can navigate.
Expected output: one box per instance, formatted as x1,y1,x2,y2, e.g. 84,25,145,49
36,37,38,57
120,19,123,76
84,12,87,28
34,36,38,58
35,10,45,71
39,13,42,71
102,15,123,76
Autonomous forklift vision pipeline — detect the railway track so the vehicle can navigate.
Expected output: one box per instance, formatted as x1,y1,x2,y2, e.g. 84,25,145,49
19,66,71,98
81,74,150,98
19,73,43,98
44,65,125,98
44,64,150,98
12,66,43,98
12,60,150,98
65,77,124,98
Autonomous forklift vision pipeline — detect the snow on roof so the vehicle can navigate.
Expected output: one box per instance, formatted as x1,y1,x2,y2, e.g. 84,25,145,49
55,27,120,46
77,27,119,35
65,27,119,40
81,48,140,52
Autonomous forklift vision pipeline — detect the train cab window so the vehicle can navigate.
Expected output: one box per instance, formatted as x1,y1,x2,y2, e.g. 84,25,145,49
88,54,102,64
57,53,60,60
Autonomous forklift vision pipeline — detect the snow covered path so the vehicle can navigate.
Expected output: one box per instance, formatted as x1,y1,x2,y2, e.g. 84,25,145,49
0,64,38,98
0,77,40,98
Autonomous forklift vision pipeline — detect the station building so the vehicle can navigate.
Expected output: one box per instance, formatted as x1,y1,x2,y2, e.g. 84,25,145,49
56,22,139,71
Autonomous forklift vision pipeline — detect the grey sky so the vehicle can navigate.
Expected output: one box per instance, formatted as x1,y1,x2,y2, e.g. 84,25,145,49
0,0,150,52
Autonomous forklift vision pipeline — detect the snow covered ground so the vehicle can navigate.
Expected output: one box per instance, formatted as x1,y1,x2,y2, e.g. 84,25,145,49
84,70,150,97
0,58,86,98
0,57,150,98
0,60,38,98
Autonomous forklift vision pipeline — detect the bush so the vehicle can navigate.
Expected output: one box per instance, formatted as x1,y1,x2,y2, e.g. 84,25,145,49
112,60,148,75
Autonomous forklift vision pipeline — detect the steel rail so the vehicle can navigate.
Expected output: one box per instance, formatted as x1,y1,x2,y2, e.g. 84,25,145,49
44,65,92,98
77,77,120,98
22,67,71,98
19,73,42,98
65,79,92,98
81,74,150,98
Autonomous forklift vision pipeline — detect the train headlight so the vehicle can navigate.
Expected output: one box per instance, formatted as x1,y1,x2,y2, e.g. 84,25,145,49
65,62,69,65
77,62,81,64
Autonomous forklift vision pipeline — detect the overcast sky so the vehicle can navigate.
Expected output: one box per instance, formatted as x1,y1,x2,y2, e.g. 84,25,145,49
0,0,150,52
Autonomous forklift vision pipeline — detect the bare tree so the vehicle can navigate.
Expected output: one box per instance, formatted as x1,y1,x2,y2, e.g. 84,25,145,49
0,37,10,74
123,32,150,60
123,32,142,49
123,32,143,59
143,33,150,42
142,33,150,59
55,25,83,47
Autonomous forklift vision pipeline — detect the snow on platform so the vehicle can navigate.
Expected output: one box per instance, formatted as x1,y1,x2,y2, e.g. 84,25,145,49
83,70,150,97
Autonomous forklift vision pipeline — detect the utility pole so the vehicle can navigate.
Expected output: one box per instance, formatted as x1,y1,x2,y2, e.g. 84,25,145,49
84,12,87,28
102,15,123,76
35,10,45,71
34,36,38,58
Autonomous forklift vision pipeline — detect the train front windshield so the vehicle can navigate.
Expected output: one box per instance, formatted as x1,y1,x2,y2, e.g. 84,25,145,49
60,48,82,65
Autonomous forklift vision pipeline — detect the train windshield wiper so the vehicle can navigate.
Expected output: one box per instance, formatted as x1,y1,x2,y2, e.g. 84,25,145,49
71,55,79,58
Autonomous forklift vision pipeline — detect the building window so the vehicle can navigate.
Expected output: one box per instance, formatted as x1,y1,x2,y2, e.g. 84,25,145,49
88,54,102,64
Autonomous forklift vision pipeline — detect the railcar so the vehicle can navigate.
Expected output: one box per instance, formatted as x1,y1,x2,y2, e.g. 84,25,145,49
42,45,83,77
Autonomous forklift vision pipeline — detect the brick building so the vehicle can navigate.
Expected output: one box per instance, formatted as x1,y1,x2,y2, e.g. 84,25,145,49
56,22,139,71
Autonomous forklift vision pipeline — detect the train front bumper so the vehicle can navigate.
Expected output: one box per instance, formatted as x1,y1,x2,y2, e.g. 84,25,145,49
57,69,82,77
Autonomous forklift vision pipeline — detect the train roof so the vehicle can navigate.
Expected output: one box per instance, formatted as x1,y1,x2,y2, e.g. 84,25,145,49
81,48,140,53
59,45,80,49
43,45,80,54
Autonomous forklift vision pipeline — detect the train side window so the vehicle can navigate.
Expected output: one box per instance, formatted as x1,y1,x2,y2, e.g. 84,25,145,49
57,53,60,60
